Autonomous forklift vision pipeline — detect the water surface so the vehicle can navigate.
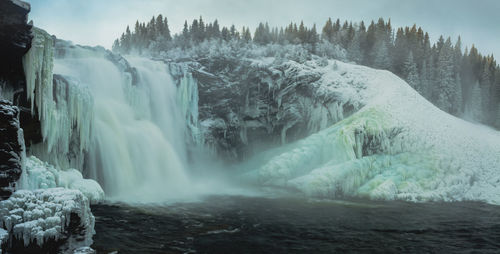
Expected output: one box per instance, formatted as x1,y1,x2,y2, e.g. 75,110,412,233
91,196,500,253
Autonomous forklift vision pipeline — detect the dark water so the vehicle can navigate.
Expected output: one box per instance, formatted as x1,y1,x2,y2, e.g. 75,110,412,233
91,196,500,253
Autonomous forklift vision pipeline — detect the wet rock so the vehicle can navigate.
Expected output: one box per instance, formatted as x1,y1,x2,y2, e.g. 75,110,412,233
0,0,32,92
0,100,23,200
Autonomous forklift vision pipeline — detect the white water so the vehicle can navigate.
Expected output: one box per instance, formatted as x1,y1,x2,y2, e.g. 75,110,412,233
53,52,192,202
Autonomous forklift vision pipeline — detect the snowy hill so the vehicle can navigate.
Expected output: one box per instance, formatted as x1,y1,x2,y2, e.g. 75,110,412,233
239,59,500,204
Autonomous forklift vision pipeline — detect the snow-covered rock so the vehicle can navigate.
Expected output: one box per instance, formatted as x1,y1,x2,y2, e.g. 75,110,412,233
171,56,356,161
20,156,104,203
241,60,500,204
0,188,95,253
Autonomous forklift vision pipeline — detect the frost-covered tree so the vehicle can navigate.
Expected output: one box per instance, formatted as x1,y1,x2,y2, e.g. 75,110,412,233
403,52,420,92
480,62,492,115
465,81,484,121
241,27,251,42
495,103,500,128
392,28,407,74
419,60,431,98
347,32,363,63
451,72,463,115
254,22,272,45
110,15,500,128
372,40,391,70
435,38,455,112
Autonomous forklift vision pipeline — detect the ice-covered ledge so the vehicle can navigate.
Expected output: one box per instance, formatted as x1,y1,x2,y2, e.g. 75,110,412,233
0,188,95,253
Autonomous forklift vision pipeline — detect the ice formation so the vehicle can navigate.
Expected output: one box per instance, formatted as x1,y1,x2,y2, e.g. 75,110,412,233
243,60,500,204
177,71,203,146
20,156,104,203
0,188,95,252
22,28,93,170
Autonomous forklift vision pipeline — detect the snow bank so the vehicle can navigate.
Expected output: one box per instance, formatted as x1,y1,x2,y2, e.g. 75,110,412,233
20,156,104,204
244,59,500,204
0,188,94,252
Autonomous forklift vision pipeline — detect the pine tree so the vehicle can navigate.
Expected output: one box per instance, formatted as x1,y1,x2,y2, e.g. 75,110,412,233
465,81,484,121
253,22,271,44
480,61,492,116
156,15,164,38
403,52,420,92
372,39,391,69
322,18,334,42
393,28,407,75
212,19,221,38
242,27,251,42
435,37,455,112
298,21,306,43
221,27,230,41
451,72,463,114
495,103,500,128
112,39,120,53
163,17,171,40
420,60,431,98
347,31,363,63
230,24,238,40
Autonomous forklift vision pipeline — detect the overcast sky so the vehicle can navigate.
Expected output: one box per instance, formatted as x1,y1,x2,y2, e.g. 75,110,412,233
27,0,500,58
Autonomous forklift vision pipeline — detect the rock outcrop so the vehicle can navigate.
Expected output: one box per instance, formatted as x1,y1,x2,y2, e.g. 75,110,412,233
172,57,357,162
0,0,32,93
0,100,23,200
0,0,42,147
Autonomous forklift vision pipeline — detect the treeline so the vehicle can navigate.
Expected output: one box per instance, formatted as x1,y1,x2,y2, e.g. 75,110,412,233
112,16,500,128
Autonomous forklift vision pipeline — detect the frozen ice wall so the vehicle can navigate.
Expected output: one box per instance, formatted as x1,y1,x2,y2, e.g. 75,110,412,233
23,28,93,171
243,60,500,204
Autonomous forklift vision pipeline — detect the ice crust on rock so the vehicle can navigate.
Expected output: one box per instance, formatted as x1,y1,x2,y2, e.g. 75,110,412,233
20,156,104,203
244,60,500,204
0,188,95,251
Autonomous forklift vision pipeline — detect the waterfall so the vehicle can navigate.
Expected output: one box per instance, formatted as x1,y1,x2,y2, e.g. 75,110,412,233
54,52,193,201
22,29,197,202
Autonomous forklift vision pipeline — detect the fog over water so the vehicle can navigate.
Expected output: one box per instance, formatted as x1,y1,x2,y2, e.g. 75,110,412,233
27,0,500,58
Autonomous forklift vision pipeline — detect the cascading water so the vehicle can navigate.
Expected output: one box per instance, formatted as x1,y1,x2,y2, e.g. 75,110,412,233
52,51,193,202
21,28,202,202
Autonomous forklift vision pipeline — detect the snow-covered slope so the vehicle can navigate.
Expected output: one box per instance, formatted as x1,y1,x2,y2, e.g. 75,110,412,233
242,60,500,204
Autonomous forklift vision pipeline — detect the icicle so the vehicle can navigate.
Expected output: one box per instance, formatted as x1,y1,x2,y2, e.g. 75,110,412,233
177,71,203,146
22,28,94,170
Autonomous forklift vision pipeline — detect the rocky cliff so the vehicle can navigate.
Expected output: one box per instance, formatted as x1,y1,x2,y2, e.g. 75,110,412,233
0,100,23,200
0,0,32,92
170,56,358,162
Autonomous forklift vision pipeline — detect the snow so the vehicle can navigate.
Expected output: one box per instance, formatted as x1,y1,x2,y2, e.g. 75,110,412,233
20,156,104,204
243,59,500,204
0,188,94,250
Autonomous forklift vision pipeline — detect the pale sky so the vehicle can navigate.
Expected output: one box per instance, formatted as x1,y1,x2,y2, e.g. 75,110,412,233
26,0,500,58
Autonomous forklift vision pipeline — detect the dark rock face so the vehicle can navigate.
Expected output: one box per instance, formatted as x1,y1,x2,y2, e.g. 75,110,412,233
175,58,356,162
0,100,23,200
0,0,32,92
0,0,41,146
